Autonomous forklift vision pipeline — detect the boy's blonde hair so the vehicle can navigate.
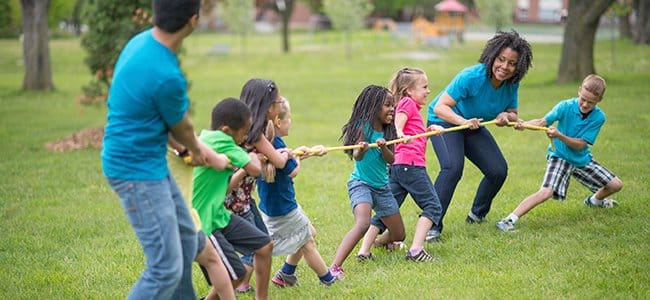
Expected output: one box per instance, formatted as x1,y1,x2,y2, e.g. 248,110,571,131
389,67,426,99
581,74,607,99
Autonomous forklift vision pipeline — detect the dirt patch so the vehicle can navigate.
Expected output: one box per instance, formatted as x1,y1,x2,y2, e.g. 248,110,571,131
46,127,104,152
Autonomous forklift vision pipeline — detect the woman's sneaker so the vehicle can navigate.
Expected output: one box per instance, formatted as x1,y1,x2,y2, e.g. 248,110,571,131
584,196,619,208
496,218,515,231
330,265,345,280
425,229,441,243
271,270,298,287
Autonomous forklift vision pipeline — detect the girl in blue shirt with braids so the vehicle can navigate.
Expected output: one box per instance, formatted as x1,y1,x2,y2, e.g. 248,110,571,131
330,85,406,279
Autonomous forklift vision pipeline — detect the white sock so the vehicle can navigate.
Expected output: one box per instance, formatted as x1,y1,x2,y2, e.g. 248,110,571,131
590,195,604,205
507,213,519,224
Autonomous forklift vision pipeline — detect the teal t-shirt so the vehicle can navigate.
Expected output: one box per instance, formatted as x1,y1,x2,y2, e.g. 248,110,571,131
544,98,605,167
349,128,389,187
427,64,518,123
192,130,251,235
102,29,189,180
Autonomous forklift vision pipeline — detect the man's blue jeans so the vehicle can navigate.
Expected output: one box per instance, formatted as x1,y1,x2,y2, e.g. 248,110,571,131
107,175,197,300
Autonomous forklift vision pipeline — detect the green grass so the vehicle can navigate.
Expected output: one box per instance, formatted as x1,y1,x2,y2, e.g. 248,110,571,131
1,28,649,299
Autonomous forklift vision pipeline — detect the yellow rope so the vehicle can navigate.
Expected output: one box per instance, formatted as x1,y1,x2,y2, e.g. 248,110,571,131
292,119,499,156
505,121,555,150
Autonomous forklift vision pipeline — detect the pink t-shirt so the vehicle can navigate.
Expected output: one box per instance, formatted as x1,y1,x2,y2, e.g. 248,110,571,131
394,97,427,166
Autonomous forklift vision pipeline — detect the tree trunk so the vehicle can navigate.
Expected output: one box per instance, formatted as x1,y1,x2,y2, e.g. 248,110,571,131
618,13,632,39
557,0,614,83
21,0,54,91
278,0,294,53
633,0,650,43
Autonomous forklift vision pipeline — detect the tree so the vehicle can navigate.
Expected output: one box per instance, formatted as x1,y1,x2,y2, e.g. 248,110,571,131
219,0,255,55
322,0,373,58
557,0,614,83
21,0,55,90
80,0,151,101
633,0,650,43
274,0,295,53
475,0,515,32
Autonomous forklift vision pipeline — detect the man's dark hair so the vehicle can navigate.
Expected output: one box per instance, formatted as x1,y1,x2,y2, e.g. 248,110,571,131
210,98,251,131
153,0,201,33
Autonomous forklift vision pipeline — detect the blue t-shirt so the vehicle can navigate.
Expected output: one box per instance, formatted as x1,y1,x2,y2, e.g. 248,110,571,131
544,98,605,167
349,128,389,188
102,29,189,180
257,136,299,217
427,64,519,123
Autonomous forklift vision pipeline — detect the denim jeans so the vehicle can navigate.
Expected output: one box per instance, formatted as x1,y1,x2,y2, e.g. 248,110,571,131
107,175,197,300
427,122,508,232
371,164,443,231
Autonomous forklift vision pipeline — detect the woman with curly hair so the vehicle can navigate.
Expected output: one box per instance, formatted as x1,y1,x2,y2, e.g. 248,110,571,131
425,30,533,241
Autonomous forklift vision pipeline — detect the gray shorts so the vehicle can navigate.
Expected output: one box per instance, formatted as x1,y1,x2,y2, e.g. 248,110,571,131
347,179,399,218
542,156,616,201
262,206,312,256
207,214,271,280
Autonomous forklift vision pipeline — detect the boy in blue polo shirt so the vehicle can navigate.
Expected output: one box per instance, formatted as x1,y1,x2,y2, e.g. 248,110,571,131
496,74,623,231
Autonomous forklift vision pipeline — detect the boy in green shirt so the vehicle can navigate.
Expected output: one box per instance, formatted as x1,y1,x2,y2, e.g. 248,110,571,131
193,98,273,300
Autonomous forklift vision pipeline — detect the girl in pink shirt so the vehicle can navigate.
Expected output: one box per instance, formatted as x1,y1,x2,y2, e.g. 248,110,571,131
357,67,444,262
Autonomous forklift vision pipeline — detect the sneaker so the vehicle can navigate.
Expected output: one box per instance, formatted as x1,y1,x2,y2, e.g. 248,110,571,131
405,249,439,262
466,214,487,224
584,196,619,208
355,253,373,262
330,265,345,280
235,283,254,293
385,241,407,251
271,270,298,287
496,218,515,232
320,276,338,286
425,229,441,243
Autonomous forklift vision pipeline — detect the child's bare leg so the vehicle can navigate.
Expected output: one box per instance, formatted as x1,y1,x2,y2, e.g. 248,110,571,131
512,187,554,218
301,239,329,276
253,242,273,300
357,225,380,256
379,212,405,243
286,251,303,266
235,263,253,291
195,238,235,300
332,203,372,267
374,230,391,245
593,177,623,200
410,216,433,251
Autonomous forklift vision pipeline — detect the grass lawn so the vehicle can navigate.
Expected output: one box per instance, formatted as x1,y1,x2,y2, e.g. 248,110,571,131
0,27,649,299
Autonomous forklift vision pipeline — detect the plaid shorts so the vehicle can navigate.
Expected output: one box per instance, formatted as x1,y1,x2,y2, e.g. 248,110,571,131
542,156,616,201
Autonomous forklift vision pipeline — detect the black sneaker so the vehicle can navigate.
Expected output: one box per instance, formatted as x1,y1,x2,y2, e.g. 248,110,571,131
466,215,486,224
355,253,374,262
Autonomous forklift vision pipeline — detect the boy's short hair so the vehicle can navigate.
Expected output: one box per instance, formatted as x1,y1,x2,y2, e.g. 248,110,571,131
153,0,201,33
581,74,607,99
210,98,252,131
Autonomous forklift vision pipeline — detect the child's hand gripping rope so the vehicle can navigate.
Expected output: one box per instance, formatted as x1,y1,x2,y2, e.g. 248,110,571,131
507,121,556,151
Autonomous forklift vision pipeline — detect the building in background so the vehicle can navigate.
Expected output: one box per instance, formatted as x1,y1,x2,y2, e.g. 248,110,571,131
515,0,569,23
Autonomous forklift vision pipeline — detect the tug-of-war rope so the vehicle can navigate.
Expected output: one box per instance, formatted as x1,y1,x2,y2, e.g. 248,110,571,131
289,119,552,157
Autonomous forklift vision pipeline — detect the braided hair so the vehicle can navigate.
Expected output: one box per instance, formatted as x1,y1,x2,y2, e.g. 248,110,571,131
340,85,396,159
479,30,533,84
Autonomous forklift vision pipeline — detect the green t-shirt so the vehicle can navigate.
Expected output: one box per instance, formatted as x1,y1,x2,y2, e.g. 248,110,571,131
192,130,251,235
